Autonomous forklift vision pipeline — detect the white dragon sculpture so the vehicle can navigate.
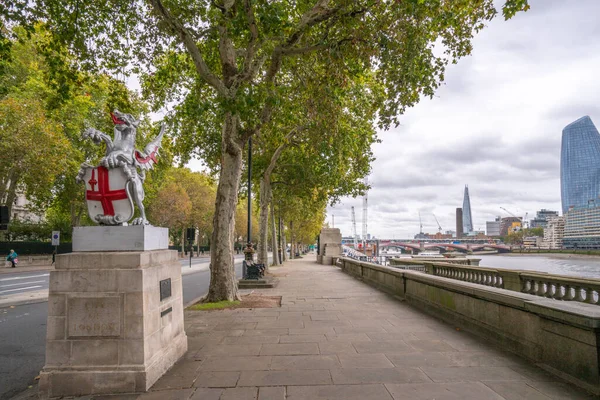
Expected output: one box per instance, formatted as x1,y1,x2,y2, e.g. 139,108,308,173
76,110,164,225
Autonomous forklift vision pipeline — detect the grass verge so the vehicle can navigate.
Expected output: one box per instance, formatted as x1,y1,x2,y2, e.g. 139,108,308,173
188,300,240,311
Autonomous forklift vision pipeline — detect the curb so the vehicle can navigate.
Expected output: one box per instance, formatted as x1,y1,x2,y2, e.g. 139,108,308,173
0,290,48,309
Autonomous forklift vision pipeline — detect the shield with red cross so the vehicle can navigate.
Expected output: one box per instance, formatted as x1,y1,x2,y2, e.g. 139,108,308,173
83,166,134,224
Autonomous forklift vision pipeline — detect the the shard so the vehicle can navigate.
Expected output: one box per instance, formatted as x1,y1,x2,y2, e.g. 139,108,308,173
560,116,600,214
462,185,473,234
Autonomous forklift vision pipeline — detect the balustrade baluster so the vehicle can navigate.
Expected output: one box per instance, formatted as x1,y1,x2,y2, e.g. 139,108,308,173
545,283,555,298
536,281,547,296
584,288,595,304
574,287,585,302
553,284,565,300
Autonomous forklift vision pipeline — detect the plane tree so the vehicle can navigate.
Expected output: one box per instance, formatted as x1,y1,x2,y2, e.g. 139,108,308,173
5,0,529,301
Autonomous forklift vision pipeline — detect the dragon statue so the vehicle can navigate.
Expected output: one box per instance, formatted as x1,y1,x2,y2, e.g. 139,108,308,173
76,110,165,225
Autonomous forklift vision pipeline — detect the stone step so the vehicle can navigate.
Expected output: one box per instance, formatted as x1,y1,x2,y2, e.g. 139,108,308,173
238,278,278,289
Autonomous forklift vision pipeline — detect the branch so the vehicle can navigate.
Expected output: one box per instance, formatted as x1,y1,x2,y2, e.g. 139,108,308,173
264,126,305,181
149,0,229,97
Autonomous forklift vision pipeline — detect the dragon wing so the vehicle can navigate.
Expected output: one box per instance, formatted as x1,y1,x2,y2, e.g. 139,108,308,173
134,123,165,171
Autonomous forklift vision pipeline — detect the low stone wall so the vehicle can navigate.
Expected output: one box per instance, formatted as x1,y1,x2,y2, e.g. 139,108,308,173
338,257,600,395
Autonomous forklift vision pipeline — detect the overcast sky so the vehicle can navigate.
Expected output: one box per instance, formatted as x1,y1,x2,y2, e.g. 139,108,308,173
324,0,600,239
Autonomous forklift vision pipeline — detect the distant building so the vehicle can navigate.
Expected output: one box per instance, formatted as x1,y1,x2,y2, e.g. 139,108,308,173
426,232,453,240
560,116,600,214
445,230,456,237
8,193,44,223
486,216,501,237
563,201,600,249
500,217,522,236
414,232,429,240
529,209,559,229
456,208,463,238
462,185,473,234
542,216,565,249
523,236,542,248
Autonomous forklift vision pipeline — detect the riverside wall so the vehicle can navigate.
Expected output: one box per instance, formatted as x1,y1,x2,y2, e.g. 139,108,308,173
337,257,600,395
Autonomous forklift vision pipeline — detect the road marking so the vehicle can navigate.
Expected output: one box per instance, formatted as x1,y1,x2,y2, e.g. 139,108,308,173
0,274,49,282
0,286,43,294
0,280,46,288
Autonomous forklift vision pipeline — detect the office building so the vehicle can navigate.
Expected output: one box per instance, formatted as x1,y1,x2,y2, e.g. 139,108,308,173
486,216,501,237
542,216,565,249
563,201,600,249
500,217,522,236
529,209,559,229
523,236,542,248
560,116,600,214
456,208,463,238
462,185,473,234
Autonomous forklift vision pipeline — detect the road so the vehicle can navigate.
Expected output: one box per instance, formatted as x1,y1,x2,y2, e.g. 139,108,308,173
0,254,260,400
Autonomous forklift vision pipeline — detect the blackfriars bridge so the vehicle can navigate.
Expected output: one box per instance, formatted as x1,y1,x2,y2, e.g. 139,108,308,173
343,239,511,253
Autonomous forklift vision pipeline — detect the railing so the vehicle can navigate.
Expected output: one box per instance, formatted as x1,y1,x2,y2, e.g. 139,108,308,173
369,257,600,307
431,264,503,288
520,273,600,305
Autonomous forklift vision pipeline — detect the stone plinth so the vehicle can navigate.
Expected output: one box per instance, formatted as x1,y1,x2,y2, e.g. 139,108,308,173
39,248,187,398
319,228,342,265
73,225,169,252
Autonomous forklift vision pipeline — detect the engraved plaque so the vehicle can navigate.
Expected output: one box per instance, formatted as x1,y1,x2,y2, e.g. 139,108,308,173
160,278,171,301
67,296,121,337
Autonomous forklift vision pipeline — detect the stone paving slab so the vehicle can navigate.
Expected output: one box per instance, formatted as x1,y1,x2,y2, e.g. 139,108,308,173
77,254,596,399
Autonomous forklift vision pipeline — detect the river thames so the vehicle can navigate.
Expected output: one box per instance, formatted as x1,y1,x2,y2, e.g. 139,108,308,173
474,254,600,279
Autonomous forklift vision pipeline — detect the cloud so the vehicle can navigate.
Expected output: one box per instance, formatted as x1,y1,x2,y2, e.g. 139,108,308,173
328,0,600,238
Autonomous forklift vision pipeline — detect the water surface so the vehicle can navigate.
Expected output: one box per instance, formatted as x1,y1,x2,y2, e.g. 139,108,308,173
474,254,600,279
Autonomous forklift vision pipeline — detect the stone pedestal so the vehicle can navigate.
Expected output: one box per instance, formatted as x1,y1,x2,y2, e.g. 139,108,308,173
319,228,342,265
39,227,187,398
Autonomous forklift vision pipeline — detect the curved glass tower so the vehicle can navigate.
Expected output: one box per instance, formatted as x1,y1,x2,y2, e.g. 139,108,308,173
462,185,473,234
560,116,600,214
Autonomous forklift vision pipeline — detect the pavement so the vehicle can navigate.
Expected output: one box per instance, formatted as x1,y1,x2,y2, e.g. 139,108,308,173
1,254,269,400
23,253,593,400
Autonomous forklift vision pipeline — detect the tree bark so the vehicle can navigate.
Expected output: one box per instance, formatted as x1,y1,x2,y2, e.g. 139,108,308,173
289,220,294,260
281,218,287,262
270,201,279,266
206,113,243,302
257,178,271,267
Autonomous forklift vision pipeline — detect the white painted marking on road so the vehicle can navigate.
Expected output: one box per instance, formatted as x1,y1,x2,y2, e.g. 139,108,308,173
0,280,46,288
0,285,43,294
0,274,49,282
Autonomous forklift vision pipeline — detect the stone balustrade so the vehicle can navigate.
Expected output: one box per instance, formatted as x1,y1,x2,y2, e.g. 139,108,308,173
388,258,600,307
519,272,600,305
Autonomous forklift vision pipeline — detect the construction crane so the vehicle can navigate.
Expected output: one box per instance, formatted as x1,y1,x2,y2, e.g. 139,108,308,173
362,176,369,248
500,207,520,219
418,211,423,234
350,206,359,249
433,213,442,233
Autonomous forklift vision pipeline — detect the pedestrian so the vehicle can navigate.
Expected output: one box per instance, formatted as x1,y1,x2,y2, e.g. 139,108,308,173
6,249,18,268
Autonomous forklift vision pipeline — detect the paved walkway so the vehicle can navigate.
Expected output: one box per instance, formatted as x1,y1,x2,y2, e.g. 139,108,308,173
25,254,596,400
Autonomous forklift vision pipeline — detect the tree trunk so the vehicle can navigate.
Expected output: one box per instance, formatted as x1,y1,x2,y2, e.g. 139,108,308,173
181,230,185,255
289,220,294,260
206,113,244,302
281,218,287,262
257,178,270,267
270,201,279,266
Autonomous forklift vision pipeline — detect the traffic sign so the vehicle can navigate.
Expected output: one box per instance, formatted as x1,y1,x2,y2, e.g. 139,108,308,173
52,231,60,246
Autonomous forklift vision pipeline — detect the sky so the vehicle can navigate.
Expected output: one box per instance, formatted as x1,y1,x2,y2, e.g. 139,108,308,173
324,0,600,239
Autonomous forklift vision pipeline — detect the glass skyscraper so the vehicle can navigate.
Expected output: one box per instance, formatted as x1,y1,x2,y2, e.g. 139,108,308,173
462,185,473,234
560,116,600,214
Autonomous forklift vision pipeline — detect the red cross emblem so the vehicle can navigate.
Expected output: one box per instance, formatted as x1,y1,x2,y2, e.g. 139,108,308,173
86,167,128,216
